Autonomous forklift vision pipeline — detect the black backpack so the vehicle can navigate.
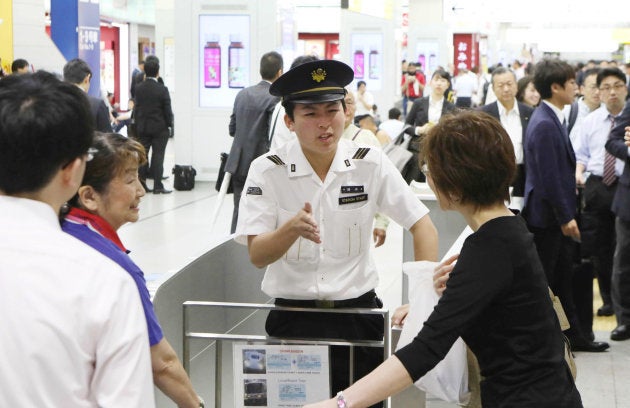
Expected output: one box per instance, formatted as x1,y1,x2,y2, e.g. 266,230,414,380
172,165,196,191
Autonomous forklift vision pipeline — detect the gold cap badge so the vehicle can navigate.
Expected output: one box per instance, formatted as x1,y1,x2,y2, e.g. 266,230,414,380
311,68,326,83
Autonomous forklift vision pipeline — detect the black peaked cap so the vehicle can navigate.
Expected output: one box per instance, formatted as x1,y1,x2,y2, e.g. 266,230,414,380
270,59,354,104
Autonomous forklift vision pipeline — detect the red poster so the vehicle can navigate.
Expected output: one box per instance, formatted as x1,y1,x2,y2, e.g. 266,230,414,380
453,33,479,75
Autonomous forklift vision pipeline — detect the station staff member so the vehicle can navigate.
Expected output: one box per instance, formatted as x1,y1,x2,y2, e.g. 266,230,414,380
235,60,438,406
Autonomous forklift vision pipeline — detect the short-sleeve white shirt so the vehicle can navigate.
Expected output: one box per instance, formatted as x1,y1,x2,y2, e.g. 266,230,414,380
235,138,429,300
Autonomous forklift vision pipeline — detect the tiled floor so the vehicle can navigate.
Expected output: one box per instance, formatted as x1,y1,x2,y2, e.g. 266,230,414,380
121,144,629,407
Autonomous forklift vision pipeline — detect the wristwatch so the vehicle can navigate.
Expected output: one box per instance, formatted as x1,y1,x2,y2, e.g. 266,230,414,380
336,391,349,408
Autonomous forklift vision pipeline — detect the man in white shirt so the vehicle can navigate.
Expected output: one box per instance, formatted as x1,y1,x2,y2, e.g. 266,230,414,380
235,60,438,406
564,68,602,147
479,66,534,209
0,71,154,407
378,107,405,141
453,67,477,108
575,67,628,321
354,80,375,121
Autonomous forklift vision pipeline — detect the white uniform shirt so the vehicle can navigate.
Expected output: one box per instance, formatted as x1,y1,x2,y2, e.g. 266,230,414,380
498,99,524,164
428,96,444,124
236,138,429,300
0,196,154,408
269,102,293,150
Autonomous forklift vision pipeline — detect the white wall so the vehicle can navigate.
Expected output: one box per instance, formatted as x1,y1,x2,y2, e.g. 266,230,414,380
169,0,278,180
13,0,66,74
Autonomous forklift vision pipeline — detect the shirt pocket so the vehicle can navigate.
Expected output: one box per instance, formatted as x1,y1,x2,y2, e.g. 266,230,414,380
326,204,372,259
277,207,317,263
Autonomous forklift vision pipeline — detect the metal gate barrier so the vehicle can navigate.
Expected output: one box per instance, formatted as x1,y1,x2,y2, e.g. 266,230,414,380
183,301,391,408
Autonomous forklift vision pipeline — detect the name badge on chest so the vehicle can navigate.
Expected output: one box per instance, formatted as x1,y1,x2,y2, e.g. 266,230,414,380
339,193,368,205
340,185,364,194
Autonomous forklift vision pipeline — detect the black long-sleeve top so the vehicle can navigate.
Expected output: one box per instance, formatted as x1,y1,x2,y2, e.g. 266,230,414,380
395,215,582,407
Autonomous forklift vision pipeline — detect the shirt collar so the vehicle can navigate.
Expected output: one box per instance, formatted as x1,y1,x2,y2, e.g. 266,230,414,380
543,100,565,124
64,207,127,252
286,138,356,178
498,99,520,116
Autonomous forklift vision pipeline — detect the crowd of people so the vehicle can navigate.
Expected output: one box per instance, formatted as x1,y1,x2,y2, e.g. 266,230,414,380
2,50,630,408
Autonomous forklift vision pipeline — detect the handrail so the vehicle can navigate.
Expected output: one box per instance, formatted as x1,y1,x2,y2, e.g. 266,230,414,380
183,301,391,408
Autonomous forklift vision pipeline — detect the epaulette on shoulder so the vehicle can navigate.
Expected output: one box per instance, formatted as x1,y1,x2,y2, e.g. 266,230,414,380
352,147,371,160
266,155,285,165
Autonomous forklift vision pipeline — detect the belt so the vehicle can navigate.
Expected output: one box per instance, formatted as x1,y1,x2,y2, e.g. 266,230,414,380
275,290,377,309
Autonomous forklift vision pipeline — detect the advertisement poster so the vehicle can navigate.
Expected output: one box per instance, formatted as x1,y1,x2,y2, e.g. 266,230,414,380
233,344,330,407
415,40,439,78
350,33,383,91
199,15,250,108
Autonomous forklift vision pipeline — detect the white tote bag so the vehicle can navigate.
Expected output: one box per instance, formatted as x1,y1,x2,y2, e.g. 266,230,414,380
396,261,470,405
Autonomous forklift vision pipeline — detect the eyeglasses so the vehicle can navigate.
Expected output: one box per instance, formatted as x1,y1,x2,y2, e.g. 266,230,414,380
599,83,626,93
86,147,99,162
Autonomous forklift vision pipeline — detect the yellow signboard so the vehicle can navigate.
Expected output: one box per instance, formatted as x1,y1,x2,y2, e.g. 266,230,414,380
0,0,13,74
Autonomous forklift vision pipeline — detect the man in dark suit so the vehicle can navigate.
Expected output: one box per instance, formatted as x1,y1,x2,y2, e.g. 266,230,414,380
63,58,112,133
226,51,283,232
479,66,533,208
523,59,608,352
129,60,144,98
605,100,630,341
134,58,174,194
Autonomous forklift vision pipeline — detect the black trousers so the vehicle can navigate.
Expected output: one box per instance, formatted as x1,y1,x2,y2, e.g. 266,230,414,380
137,128,169,189
266,291,384,408
529,225,586,341
581,176,617,306
613,217,630,326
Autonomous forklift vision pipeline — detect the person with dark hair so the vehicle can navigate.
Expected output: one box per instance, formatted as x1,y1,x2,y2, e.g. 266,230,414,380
10,58,29,74
130,60,145,98
523,59,608,352
479,66,534,208
61,132,203,408
403,69,457,183
226,51,284,232
354,79,374,122
305,110,583,408
134,58,174,194
400,62,425,117
575,68,627,325
564,68,602,146
376,107,404,141
63,58,113,133
605,97,630,341
0,72,154,406
236,59,438,408
516,75,540,108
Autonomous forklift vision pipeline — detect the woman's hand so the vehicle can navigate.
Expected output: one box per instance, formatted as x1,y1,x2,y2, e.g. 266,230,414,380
433,254,459,296
391,304,410,327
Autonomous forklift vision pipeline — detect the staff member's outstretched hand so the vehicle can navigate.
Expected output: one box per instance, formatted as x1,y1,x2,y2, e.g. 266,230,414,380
293,202,321,243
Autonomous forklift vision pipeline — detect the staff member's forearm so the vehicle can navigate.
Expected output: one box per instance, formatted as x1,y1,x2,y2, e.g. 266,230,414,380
247,226,300,268
410,214,438,261
151,339,200,408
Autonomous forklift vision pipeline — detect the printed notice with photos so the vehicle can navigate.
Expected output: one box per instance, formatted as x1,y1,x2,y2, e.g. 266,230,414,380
232,344,330,407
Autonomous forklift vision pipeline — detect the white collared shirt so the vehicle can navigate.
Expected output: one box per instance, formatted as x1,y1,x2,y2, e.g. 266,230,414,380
574,106,624,177
0,196,154,407
428,95,444,124
236,138,429,300
498,99,524,164
543,100,566,126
